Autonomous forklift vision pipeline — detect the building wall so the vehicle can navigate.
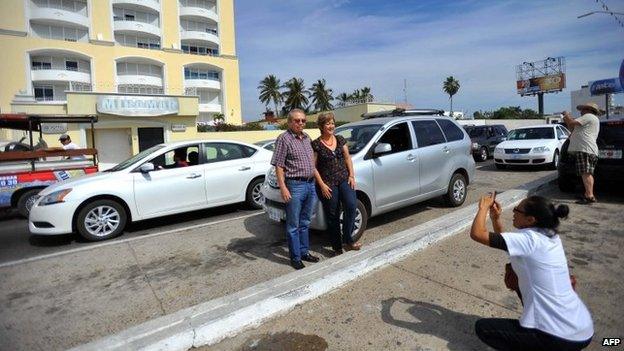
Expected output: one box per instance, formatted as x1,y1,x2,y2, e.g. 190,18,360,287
307,103,398,123
570,86,608,118
0,0,242,144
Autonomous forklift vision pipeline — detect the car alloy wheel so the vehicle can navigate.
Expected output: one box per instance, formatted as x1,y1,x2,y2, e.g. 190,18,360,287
246,177,265,209
445,173,467,207
453,179,466,203
479,147,488,162
339,199,368,243
252,182,264,207
84,205,122,238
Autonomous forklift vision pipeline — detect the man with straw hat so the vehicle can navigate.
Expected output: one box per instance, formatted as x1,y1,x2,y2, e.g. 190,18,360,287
562,102,601,204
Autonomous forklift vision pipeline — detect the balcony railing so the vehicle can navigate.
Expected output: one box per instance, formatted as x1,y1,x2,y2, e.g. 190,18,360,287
32,65,90,73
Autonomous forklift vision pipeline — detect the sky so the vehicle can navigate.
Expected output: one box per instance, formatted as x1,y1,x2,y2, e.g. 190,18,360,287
233,0,624,121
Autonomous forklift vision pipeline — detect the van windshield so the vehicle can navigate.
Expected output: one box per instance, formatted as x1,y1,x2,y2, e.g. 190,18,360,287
335,124,382,154
507,127,554,140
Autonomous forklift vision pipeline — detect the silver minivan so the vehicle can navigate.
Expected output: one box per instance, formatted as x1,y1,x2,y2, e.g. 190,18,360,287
261,115,476,242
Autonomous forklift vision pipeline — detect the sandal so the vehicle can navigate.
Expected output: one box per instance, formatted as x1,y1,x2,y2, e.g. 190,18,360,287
576,196,597,205
343,242,362,251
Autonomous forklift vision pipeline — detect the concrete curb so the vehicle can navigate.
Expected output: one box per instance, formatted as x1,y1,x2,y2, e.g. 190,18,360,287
71,173,558,351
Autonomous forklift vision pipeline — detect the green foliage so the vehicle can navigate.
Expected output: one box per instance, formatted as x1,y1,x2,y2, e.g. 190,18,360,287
473,106,542,120
198,122,266,132
310,79,334,112
282,77,310,111
258,75,283,117
443,76,460,112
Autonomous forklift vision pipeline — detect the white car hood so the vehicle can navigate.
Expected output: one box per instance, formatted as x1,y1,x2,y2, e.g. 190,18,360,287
38,171,114,196
497,139,558,149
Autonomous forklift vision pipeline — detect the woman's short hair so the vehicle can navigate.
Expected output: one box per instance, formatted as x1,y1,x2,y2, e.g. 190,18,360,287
523,196,569,231
317,112,335,131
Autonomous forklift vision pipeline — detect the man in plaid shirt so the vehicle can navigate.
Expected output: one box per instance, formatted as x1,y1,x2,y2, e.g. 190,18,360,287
271,109,321,270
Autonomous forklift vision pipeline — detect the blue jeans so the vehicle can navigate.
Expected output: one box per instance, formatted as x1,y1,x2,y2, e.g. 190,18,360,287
285,179,317,261
319,180,357,250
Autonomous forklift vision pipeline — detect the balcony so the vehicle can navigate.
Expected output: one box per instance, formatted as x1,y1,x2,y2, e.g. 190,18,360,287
179,5,218,23
184,78,220,90
31,67,91,84
30,6,89,28
112,0,160,14
180,30,219,46
198,103,222,113
114,19,160,38
117,74,163,87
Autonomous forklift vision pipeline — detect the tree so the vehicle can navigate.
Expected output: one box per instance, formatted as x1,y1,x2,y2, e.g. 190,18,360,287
350,89,362,102
258,74,282,117
336,92,350,106
443,76,460,114
360,86,373,102
282,77,309,111
213,113,225,124
310,79,334,112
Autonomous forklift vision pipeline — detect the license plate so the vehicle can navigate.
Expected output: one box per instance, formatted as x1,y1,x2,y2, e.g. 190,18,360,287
599,149,622,159
510,154,522,160
266,207,284,222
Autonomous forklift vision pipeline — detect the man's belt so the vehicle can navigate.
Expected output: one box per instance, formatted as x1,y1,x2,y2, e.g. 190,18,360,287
286,176,315,182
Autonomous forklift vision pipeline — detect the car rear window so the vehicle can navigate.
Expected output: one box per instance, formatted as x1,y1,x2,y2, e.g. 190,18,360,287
436,119,464,142
598,121,624,146
412,120,446,147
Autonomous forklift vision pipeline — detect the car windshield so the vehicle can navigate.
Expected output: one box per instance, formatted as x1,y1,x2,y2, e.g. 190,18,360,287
507,127,554,140
598,121,624,147
335,124,383,154
105,144,166,172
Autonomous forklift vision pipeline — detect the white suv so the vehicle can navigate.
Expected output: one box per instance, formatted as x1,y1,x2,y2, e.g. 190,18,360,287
262,115,476,242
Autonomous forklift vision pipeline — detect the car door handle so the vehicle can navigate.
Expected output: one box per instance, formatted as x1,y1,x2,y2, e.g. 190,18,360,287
238,166,251,171
186,173,202,179
442,146,450,153
406,154,415,162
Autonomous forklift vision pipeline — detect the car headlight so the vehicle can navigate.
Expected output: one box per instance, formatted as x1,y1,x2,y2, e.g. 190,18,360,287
472,142,479,150
267,167,278,188
494,146,503,153
531,146,550,153
38,188,72,206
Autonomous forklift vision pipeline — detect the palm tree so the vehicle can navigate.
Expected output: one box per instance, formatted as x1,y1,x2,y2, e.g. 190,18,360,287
310,79,334,112
350,89,362,102
336,92,350,107
443,76,460,115
360,86,373,102
258,74,282,117
282,77,309,111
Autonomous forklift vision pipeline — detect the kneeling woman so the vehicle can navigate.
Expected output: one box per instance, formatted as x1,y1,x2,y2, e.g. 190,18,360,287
470,194,593,351
312,112,361,255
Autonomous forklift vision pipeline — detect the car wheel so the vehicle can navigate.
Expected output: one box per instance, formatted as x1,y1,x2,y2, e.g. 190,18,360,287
558,176,576,193
549,150,560,170
17,189,42,218
445,173,467,207
340,198,368,243
478,147,488,162
246,177,265,209
495,163,506,170
76,199,127,241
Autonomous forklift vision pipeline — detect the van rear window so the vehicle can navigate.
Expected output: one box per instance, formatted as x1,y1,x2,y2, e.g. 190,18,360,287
598,122,624,146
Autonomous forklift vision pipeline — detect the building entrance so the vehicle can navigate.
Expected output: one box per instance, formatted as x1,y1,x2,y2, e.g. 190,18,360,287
95,128,132,170
138,127,164,152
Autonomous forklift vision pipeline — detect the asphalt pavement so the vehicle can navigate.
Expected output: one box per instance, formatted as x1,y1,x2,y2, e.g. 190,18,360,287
0,162,583,350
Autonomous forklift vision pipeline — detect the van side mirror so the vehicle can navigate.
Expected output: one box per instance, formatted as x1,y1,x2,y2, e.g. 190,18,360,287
373,142,392,156
139,162,155,173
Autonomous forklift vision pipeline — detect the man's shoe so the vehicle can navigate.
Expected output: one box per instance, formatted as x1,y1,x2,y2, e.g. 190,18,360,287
343,242,362,251
301,254,320,263
332,248,344,256
290,260,305,270
576,196,597,205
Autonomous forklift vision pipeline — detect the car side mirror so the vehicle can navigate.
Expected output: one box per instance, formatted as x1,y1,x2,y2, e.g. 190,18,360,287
139,162,155,173
373,142,392,156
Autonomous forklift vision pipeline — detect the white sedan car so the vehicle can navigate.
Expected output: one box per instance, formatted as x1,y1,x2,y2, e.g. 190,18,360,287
493,124,570,169
29,140,272,241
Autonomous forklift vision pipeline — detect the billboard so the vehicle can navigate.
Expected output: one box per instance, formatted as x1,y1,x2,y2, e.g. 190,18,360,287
516,73,566,96
589,78,623,96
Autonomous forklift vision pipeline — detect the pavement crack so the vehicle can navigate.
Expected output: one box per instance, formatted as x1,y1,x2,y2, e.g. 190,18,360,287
126,241,167,316
390,263,520,314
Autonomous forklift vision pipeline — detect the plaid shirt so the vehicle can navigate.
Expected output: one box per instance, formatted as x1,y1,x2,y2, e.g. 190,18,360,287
271,129,315,178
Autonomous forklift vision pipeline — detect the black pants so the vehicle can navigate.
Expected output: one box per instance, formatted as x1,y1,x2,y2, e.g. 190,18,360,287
475,318,591,351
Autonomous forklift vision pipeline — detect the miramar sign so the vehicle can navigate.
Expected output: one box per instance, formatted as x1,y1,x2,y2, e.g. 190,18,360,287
97,96,179,116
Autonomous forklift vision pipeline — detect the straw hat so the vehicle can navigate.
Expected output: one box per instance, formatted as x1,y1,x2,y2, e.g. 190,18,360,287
576,102,600,115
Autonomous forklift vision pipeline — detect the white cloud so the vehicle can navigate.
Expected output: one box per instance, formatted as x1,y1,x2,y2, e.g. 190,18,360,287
236,0,624,120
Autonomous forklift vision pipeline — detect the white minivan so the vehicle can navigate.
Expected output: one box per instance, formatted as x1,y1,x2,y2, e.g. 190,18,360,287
262,115,476,242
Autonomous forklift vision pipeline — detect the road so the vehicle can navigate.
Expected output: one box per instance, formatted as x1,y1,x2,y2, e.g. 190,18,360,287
0,161,559,350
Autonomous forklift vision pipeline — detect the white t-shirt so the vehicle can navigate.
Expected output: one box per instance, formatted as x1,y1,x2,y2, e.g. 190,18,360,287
502,228,593,341
62,142,86,160
568,113,600,155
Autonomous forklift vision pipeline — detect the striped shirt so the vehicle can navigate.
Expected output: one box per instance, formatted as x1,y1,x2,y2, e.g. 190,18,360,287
271,129,315,178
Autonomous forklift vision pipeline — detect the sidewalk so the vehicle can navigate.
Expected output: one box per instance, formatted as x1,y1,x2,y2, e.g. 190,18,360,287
205,186,624,351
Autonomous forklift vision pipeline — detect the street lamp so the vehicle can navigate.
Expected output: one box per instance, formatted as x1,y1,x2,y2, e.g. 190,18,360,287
577,11,624,18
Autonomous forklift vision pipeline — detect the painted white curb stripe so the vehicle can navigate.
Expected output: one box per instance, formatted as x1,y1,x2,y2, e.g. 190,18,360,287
71,174,557,351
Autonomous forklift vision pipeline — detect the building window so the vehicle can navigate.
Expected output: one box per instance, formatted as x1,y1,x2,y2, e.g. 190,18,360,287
65,60,78,71
181,44,218,56
31,23,88,42
32,59,52,70
34,85,54,101
184,67,219,80
115,34,160,50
